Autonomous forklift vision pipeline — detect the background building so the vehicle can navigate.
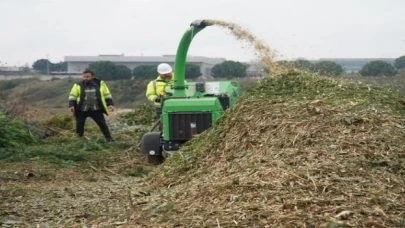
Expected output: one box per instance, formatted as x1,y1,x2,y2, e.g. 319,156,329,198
0,66,31,75
64,54,226,78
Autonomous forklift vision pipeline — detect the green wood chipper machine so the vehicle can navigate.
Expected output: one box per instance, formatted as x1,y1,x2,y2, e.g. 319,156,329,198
140,20,243,164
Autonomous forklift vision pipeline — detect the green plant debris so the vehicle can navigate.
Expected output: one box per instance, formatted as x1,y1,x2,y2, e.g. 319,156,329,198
128,72,405,227
116,103,156,126
0,105,151,166
0,112,37,148
122,20,405,226
127,166,149,177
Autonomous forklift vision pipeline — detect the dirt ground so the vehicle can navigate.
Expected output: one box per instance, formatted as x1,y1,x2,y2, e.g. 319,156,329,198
0,153,153,227
0,107,152,227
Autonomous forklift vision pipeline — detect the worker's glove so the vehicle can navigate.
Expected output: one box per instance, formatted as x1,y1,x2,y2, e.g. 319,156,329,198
154,97,161,102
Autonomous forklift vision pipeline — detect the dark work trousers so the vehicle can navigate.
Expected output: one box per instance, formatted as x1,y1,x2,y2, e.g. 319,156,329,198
155,107,162,131
75,110,113,140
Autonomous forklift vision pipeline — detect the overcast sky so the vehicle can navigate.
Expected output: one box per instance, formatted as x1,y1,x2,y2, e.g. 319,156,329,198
1,0,404,66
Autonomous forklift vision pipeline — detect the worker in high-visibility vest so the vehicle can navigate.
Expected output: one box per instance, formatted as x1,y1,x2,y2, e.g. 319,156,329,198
68,69,115,142
145,63,175,122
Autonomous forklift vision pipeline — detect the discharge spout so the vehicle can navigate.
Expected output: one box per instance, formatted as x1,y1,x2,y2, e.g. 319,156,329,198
172,19,212,97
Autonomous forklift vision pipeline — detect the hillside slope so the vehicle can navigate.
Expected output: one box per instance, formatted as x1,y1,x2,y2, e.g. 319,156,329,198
0,77,259,112
129,73,405,227
0,78,150,110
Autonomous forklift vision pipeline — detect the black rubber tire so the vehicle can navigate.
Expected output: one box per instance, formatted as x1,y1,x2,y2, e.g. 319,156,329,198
147,154,164,165
140,132,164,165
140,132,161,154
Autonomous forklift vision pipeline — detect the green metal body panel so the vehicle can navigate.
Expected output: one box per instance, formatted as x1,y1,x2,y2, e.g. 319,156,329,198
161,80,242,141
161,98,223,140
163,97,222,112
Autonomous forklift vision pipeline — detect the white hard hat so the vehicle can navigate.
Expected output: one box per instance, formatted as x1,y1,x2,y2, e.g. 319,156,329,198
157,63,172,74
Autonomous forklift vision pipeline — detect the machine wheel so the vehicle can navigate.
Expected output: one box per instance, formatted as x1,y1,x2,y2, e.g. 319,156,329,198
147,154,164,165
140,132,164,165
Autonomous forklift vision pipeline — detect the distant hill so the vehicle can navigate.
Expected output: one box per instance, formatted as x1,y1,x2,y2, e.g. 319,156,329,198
0,78,149,111
0,77,260,113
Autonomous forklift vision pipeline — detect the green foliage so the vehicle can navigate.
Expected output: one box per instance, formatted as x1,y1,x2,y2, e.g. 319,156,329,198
113,79,149,105
291,59,315,72
211,61,247,78
394,55,405,70
117,103,156,126
116,65,132,80
0,81,18,90
277,59,315,73
276,60,289,66
359,60,398,77
51,61,68,72
41,114,74,131
32,59,51,73
0,139,121,166
0,112,37,148
277,60,344,76
0,114,144,166
185,64,202,79
133,65,158,80
314,61,344,76
32,59,68,73
127,166,149,177
87,61,132,81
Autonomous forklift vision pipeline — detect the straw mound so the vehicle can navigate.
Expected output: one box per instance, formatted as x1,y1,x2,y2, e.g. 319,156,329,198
132,73,405,227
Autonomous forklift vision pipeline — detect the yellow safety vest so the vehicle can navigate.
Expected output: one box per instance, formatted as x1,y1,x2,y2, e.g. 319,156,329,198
68,79,113,115
145,75,173,106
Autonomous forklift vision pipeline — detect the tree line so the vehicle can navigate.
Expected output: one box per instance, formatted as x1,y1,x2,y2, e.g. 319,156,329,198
358,55,405,77
84,62,203,81
276,60,345,77
31,59,251,81
83,61,251,80
276,55,405,77
32,59,68,73
31,55,405,80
